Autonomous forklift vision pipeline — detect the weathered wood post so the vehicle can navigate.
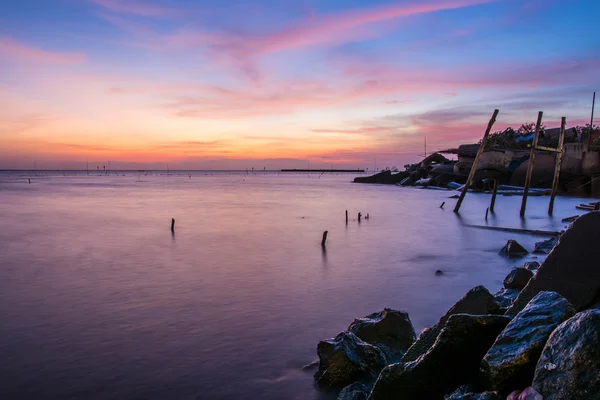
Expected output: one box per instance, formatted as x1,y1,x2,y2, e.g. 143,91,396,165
321,231,328,246
358,212,362,222
345,210,348,224
520,111,544,217
171,218,175,232
548,117,566,215
485,207,489,220
454,109,499,213
490,179,499,212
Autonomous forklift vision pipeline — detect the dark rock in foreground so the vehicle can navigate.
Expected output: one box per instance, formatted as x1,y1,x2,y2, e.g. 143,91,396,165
532,236,559,254
481,291,575,394
503,268,534,290
507,211,600,316
369,314,510,400
315,332,387,388
348,308,416,362
533,310,600,399
498,240,529,258
338,382,371,400
402,286,501,363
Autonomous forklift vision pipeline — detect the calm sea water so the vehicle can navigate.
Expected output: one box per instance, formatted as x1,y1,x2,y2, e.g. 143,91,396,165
0,171,587,399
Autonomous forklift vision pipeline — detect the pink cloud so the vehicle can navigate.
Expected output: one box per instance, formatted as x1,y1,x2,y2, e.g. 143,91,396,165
91,0,177,17
0,36,85,64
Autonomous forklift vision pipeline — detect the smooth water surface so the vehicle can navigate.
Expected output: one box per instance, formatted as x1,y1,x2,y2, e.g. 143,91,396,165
0,171,587,399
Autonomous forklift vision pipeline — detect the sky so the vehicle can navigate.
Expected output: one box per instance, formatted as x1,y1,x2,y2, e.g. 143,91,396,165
0,0,599,170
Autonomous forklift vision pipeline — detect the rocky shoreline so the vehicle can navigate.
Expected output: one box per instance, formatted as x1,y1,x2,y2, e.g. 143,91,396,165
310,212,600,400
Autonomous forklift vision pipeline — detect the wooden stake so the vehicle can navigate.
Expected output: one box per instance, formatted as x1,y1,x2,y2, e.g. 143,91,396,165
358,212,362,222
171,218,175,232
440,202,445,209
321,231,328,246
490,179,499,212
454,109,499,213
520,111,544,217
485,207,489,220
345,210,348,224
548,117,566,215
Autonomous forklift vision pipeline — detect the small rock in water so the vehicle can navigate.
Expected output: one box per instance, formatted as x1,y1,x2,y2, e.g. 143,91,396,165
522,261,540,272
435,269,444,276
533,309,600,399
533,236,559,254
498,240,529,258
503,268,533,290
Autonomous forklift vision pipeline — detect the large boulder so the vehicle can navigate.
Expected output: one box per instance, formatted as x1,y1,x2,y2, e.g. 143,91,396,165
533,310,600,399
503,268,534,290
315,331,387,388
506,212,600,317
348,308,416,362
338,382,371,400
481,291,575,394
532,236,559,254
369,314,510,400
402,286,501,363
498,240,529,258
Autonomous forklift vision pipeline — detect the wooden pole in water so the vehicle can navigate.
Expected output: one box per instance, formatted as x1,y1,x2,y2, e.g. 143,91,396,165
321,231,328,246
454,109,499,213
520,111,544,217
490,179,499,212
171,218,175,232
345,210,348,224
485,207,489,220
548,117,566,215
358,212,362,222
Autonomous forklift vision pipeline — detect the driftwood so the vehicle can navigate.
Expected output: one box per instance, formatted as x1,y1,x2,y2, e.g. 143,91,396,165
463,224,561,237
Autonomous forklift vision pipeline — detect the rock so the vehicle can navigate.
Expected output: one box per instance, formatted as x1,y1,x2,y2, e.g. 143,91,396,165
348,308,416,362
507,387,543,400
532,236,559,254
402,286,501,363
369,314,511,400
315,331,387,388
503,268,534,290
506,212,600,316
522,261,540,272
481,291,575,394
354,170,409,185
499,240,529,258
494,288,520,311
338,382,371,400
436,269,444,276
445,389,502,400
533,309,600,399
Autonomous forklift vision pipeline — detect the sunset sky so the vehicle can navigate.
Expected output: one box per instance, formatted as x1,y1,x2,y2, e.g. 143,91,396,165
1,0,598,170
